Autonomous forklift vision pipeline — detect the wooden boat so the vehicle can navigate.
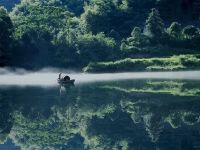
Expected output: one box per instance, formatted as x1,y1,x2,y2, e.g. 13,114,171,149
57,78,75,85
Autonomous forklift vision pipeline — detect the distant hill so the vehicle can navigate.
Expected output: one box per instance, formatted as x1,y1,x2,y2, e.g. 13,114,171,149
0,0,20,11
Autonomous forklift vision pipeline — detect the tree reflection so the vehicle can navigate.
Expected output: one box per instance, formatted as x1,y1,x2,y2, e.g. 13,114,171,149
0,80,200,149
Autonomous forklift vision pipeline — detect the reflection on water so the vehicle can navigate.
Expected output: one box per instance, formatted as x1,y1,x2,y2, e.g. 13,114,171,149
0,79,200,150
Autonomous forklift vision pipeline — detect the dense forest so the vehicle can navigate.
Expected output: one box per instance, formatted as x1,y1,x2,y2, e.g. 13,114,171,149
0,0,200,71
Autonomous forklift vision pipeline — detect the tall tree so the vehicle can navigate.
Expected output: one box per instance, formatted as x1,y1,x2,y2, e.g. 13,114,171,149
80,0,119,34
145,8,164,39
167,22,182,39
0,6,13,66
9,0,75,68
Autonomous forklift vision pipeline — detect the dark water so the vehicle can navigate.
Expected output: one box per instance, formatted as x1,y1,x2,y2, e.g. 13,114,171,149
0,79,200,150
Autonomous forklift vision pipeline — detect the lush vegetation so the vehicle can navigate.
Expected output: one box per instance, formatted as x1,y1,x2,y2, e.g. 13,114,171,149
0,0,200,70
84,54,200,72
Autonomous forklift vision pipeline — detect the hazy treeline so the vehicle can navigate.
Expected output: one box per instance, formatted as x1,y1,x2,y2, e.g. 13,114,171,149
0,0,200,70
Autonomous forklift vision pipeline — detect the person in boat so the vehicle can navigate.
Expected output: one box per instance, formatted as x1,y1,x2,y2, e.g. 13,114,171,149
58,73,62,79
63,75,70,81
58,73,70,81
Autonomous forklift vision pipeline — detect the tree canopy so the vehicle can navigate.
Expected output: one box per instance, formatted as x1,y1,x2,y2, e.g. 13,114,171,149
0,0,199,69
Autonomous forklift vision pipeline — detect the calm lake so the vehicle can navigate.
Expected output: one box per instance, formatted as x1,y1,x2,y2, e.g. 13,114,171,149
0,71,200,150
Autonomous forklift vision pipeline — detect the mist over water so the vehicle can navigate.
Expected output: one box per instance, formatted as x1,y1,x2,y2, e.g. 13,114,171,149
0,68,200,87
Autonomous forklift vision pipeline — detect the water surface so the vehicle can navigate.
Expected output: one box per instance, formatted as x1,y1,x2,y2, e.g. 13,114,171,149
0,71,200,150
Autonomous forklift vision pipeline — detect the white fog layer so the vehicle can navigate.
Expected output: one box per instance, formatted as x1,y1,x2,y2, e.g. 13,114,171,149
0,70,200,87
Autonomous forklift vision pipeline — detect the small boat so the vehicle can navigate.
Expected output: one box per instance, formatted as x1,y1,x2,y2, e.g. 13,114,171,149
57,73,75,86
57,78,75,85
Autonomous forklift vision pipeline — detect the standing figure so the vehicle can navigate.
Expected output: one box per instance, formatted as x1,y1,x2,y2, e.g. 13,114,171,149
58,73,62,79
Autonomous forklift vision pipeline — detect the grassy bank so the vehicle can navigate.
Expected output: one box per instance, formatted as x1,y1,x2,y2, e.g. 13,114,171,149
102,81,200,96
83,54,200,73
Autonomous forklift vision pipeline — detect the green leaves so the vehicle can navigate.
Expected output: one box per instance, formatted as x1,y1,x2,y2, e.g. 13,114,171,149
182,25,200,40
11,4,73,39
145,8,164,38
167,22,182,39
76,33,116,63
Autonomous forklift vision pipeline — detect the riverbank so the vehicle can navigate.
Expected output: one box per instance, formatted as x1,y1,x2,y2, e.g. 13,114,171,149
83,54,200,73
